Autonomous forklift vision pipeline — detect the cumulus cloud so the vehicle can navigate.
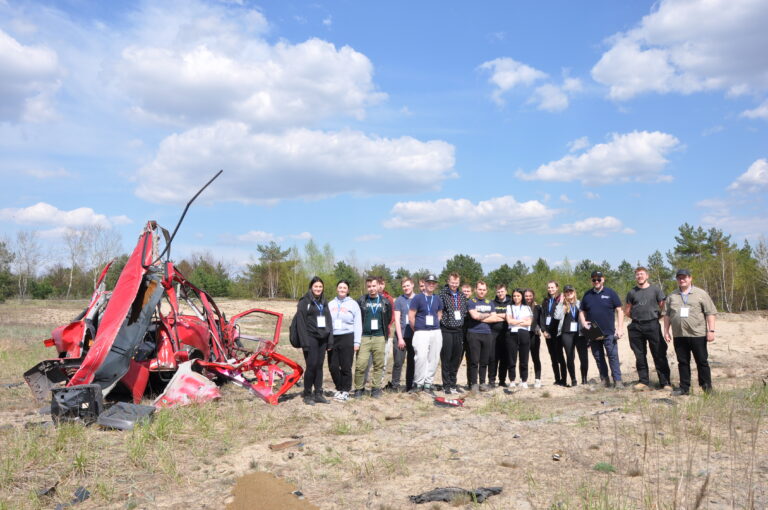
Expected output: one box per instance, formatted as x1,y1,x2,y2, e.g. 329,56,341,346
517,131,680,185
237,230,276,243
741,99,768,120
0,202,128,228
383,195,558,232
135,121,455,203
479,57,583,111
113,2,385,127
0,29,60,122
479,57,547,104
591,0,768,100
728,158,768,193
552,216,635,236
567,136,590,152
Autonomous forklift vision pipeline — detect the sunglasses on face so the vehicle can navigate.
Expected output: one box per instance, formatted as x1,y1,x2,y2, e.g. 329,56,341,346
592,278,601,283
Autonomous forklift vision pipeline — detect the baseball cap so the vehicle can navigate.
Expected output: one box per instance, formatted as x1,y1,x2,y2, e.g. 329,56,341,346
675,269,691,277
425,274,438,282
590,271,603,278
563,285,575,292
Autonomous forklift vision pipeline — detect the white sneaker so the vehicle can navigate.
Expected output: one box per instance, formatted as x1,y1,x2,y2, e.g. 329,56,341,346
534,379,542,389
333,391,346,401
509,381,517,388
520,382,529,389
333,390,341,399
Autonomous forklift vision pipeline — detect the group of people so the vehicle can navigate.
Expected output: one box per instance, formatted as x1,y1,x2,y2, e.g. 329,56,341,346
292,267,717,406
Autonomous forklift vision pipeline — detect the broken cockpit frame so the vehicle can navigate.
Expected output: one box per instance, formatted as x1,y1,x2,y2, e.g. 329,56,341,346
24,171,302,422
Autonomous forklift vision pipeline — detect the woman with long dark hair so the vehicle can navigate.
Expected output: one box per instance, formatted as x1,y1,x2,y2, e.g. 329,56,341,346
540,281,567,386
506,288,533,388
295,276,334,405
328,280,361,401
524,288,543,389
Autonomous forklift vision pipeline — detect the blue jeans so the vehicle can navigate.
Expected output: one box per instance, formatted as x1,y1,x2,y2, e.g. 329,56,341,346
590,334,622,382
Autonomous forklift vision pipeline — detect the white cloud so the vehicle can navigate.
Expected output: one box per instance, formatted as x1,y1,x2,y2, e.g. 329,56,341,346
384,195,558,232
322,16,333,27
553,216,635,236
584,191,600,200
113,2,385,128
237,230,276,242
0,202,127,228
0,28,60,122
591,0,768,100
696,198,767,237
559,194,572,203
741,99,768,120
290,232,312,240
529,84,568,112
479,57,547,104
728,158,768,192
517,131,681,184
135,121,456,203
567,136,590,152
354,234,381,242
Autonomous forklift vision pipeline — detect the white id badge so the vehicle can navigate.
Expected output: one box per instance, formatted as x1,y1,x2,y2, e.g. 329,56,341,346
317,316,326,328
426,315,434,326
570,322,578,332
546,316,552,326
371,319,379,330
333,319,342,330
454,310,461,321
680,307,689,318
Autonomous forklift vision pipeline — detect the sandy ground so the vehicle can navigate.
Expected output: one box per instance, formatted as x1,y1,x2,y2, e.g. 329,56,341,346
1,298,767,509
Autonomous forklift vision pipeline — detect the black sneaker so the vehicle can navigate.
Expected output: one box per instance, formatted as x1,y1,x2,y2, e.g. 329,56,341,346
479,384,490,392
371,388,383,399
671,389,689,396
499,382,508,388
303,395,315,406
385,384,400,393
352,389,365,398
314,392,330,404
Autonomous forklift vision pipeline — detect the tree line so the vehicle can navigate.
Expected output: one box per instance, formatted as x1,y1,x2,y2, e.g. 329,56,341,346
1,224,766,312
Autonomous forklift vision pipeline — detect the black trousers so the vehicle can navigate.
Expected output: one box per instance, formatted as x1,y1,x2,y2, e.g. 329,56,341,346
561,333,589,384
546,334,567,383
628,320,671,386
530,332,542,379
390,335,412,388
328,333,354,392
467,331,492,385
506,330,531,382
673,336,711,392
440,328,464,389
489,328,508,384
302,336,327,395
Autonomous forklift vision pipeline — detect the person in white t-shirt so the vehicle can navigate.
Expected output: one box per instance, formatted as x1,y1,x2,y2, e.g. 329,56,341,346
505,289,533,389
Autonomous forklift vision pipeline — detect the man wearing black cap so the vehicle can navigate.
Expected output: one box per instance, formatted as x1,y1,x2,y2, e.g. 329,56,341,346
408,273,444,393
624,266,671,391
579,270,624,387
663,269,717,395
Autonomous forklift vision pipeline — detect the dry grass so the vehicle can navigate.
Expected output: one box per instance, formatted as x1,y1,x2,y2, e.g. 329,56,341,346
1,299,767,509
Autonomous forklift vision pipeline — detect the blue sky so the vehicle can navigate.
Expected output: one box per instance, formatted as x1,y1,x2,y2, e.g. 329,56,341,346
1,0,767,276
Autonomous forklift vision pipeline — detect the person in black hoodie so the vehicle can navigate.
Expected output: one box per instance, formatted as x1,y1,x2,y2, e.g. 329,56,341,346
488,284,510,387
295,276,334,405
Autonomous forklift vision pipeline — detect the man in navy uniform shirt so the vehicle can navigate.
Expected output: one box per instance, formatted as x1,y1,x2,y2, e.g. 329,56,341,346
579,270,624,387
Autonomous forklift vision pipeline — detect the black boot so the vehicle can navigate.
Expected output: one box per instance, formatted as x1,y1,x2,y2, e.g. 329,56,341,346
314,391,330,404
303,393,315,405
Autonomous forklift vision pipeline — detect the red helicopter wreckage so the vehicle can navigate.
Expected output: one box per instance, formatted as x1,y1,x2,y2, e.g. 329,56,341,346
24,172,303,428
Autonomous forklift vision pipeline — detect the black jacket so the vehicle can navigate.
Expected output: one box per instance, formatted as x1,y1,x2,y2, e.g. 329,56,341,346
540,295,562,336
295,291,334,349
439,284,468,330
357,294,393,338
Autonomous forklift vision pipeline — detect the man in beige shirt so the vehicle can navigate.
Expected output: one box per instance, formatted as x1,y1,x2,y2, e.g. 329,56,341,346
662,269,717,396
